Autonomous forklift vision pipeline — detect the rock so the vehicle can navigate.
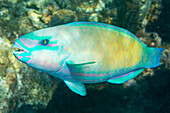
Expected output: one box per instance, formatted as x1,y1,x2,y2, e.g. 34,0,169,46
0,37,59,113
28,9,46,29
49,9,78,26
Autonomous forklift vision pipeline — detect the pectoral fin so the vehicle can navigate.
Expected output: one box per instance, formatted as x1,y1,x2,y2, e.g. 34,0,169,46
66,61,96,67
107,69,144,84
64,80,86,96
66,61,96,74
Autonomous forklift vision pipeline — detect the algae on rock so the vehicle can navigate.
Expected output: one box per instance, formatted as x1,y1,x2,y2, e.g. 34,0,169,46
0,37,59,113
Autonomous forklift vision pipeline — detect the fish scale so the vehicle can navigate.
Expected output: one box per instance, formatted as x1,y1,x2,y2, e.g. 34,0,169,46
13,22,164,96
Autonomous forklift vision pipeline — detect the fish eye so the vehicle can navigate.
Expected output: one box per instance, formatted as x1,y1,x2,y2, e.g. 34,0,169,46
41,39,49,46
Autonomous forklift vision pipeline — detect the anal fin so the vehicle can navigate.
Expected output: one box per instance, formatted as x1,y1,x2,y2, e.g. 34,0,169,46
64,80,86,96
107,69,144,84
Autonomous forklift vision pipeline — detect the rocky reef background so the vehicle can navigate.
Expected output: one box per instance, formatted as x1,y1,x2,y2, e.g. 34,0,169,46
0,0,169,113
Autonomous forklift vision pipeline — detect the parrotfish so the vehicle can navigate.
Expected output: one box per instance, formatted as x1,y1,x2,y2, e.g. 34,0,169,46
13,22,164,96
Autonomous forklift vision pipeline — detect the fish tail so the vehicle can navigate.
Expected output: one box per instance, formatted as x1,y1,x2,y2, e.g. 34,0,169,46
145,47,164,68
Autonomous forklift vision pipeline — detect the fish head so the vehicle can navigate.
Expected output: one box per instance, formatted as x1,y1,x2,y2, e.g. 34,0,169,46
13,28,70,72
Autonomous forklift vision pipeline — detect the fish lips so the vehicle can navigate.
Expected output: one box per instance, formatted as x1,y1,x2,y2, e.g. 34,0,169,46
13,42,31,63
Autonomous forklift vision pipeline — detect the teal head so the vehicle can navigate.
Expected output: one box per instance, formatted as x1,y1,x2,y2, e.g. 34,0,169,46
13,28,70,72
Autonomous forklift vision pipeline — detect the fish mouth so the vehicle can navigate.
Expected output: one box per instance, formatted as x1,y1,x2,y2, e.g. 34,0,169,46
13,47,25,53
13,42,29,54
12,41,31,63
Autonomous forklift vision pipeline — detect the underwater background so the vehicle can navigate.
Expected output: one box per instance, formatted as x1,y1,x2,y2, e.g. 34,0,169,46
0,0,169,113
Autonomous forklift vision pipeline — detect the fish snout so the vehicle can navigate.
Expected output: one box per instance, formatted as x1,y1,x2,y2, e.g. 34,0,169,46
13,40,31,63
13,41,29,54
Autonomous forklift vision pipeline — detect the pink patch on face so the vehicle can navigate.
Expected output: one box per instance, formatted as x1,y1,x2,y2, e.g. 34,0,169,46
15,42,29,53
18,56,23,60
26,56,32,63
47,43,59,47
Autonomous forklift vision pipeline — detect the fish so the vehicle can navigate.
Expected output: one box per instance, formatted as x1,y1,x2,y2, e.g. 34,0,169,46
13,22,164,96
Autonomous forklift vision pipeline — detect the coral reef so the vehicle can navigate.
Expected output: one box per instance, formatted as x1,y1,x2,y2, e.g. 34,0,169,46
0,0,169,113
27,9,46,29
0,37,59,113
49,9,78,26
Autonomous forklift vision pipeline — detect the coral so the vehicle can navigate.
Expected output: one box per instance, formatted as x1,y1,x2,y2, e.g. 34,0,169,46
0,37,59,113
161,44,170,69
27,9,46,29
146,1,162,23
137,31,162,47
26,0,57,11
104,0,162,33
49,9,78,26
76,0,105,13
0,0,33,42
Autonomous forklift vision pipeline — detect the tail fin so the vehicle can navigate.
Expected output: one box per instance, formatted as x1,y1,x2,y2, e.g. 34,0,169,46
145,47,164,68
